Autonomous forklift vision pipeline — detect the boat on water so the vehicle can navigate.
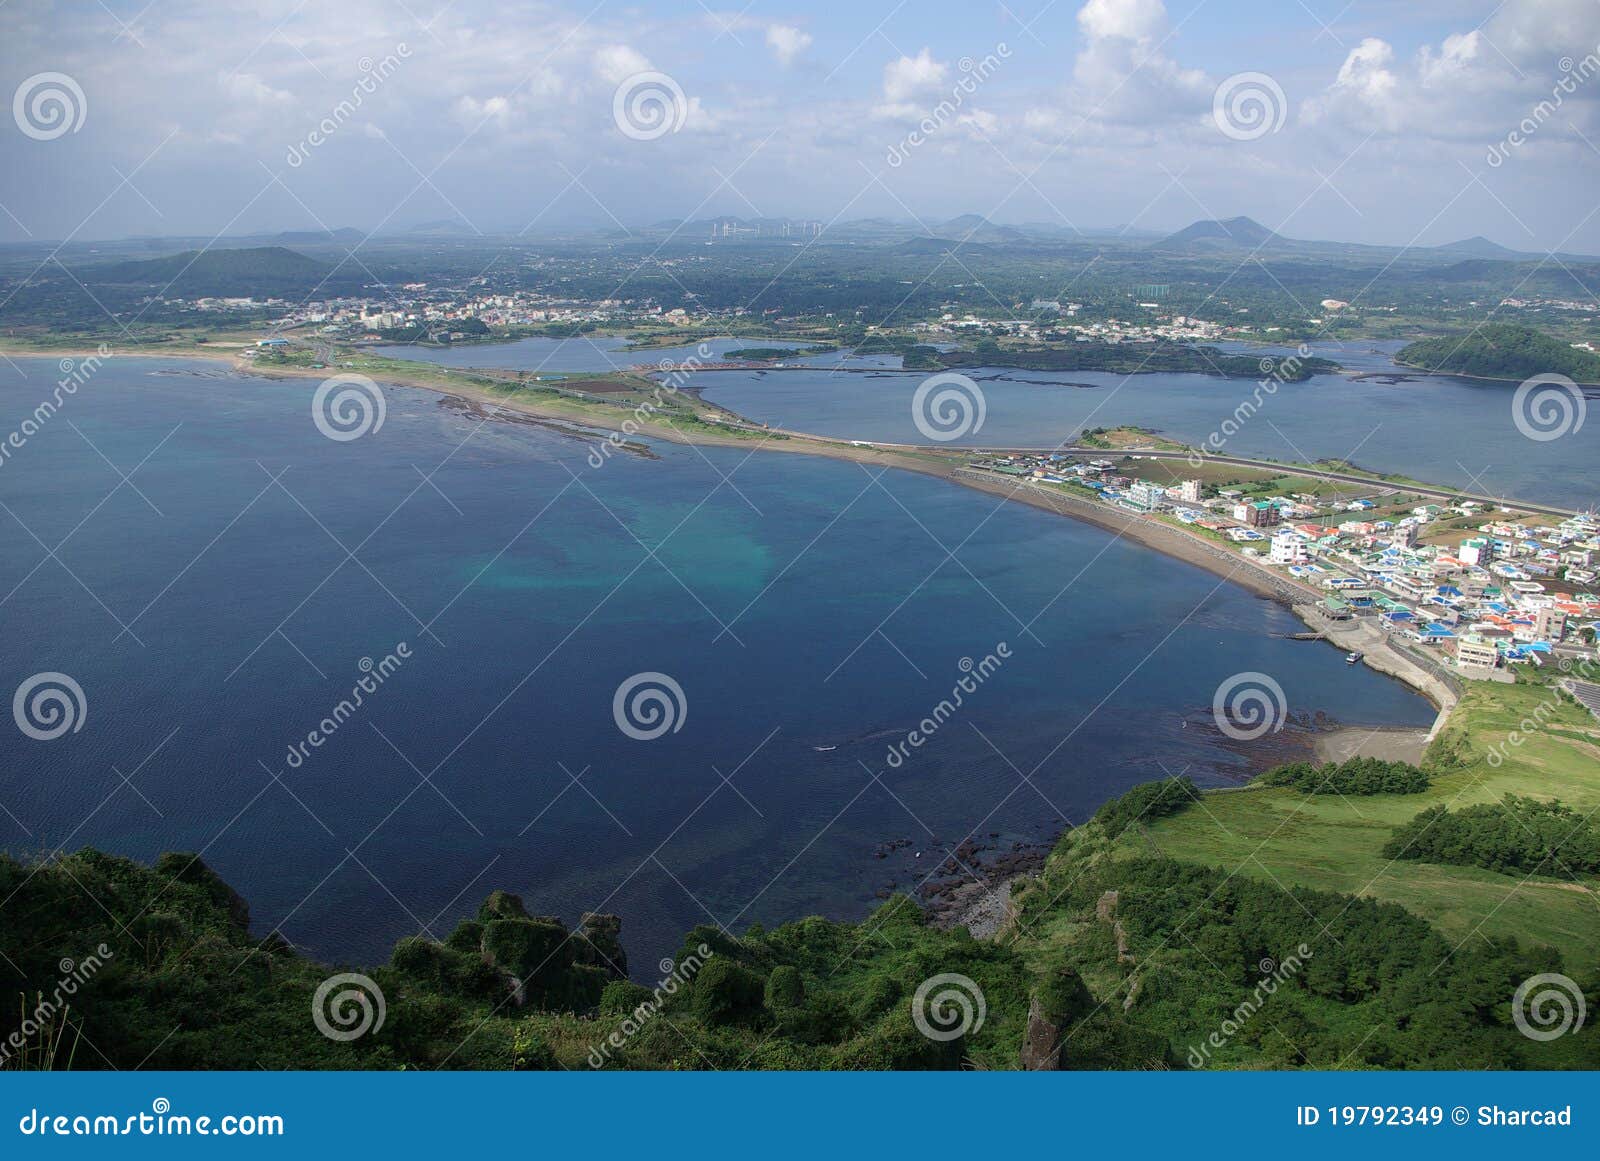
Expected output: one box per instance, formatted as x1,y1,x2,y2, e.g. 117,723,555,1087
1346,651,1364,664
812,745,837,752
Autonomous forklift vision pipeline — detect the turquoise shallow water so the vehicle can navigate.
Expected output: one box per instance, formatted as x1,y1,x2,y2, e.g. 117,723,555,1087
0,356,1433,969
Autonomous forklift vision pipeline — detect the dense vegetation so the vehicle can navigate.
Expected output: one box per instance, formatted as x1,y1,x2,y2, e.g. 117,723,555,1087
1012,846,1572,1069
1257,757,1431,795
723,345,835,360
3,767,1592,1071
1092,775,1200,837
1397,323,1600,382
1383,795,1600,875
936,341,1338,379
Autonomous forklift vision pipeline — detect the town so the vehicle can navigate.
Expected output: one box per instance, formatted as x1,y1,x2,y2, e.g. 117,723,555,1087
971,448,1600,681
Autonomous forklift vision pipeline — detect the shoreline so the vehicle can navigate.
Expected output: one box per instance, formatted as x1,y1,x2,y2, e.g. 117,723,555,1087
2,346,1457,753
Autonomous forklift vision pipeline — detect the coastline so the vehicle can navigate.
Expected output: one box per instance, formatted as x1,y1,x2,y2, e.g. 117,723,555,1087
1,345,1458,754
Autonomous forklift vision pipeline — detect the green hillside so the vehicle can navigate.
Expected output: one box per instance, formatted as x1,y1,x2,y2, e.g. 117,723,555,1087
1398,323,1600,382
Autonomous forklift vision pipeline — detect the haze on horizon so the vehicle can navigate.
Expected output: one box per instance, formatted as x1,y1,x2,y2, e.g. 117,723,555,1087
2,0,1600,252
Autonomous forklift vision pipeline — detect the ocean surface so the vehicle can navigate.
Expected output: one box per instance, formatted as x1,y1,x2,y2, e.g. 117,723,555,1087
0,355,1434,970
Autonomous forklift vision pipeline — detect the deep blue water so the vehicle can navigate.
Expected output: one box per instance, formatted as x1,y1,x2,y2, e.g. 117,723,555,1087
0,357,1433,969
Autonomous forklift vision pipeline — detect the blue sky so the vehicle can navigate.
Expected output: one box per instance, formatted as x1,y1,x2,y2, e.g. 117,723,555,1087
3,0,1600,249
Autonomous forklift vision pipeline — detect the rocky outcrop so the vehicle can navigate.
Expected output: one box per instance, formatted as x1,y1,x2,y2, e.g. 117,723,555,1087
1019,995,1063,1070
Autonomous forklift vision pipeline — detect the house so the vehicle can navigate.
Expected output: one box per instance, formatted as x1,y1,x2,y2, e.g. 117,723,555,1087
1231,500,1280,528
1270,532,1310,565
1457,638,1500,674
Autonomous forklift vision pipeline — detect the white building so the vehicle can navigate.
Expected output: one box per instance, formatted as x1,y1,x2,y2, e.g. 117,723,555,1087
1270,532,1311,565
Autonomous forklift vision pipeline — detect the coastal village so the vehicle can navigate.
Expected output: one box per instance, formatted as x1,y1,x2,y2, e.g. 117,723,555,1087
971,449,1600,681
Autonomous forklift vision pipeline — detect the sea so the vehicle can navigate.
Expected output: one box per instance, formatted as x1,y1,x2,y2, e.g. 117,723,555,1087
0,353,1436,969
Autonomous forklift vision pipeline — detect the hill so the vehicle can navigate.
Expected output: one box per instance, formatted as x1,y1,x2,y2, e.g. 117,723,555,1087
1397,323,1600,383
1431,235,1525,260
1154,216,1280,251
87,246,352,297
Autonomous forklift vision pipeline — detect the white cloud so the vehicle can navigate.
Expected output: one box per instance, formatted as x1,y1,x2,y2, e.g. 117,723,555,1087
1064,0,1209,129
883,48,947,103
219,71,294,107
766,24,812,66
1077,0,1167,42
877,47,948,118
453,94,514,129
593,44,653,86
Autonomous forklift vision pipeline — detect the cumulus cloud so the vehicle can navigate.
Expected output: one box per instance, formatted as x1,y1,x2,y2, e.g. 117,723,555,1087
1064,0,1208,129
594,44,654,86
766,24,812,66
878,47,948,116
1300,1,1598,145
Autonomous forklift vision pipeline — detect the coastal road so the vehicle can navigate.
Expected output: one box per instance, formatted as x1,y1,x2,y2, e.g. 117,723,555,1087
699,407,1590,520
1051,448,1591,520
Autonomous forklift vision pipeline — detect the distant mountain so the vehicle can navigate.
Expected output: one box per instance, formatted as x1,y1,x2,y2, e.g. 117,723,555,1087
87,246,353,297
926,214,1029,245
271,228,367,246
407,218,476,235
1154,216,1280,251
1430,236,1525,260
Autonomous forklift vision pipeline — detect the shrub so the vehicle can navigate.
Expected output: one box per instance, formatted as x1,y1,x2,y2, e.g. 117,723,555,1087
1258,757,1429,795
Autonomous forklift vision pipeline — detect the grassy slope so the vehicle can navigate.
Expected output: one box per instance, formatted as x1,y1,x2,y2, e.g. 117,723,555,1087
1122,680,1600,970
